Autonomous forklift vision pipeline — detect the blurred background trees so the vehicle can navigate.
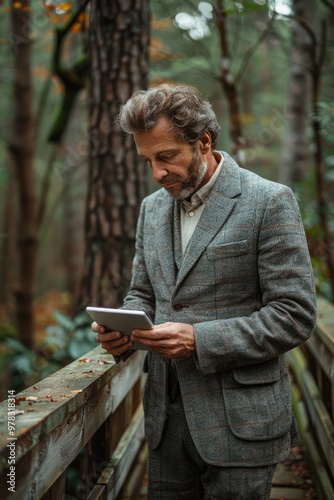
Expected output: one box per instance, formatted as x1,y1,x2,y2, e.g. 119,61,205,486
0,0,333,397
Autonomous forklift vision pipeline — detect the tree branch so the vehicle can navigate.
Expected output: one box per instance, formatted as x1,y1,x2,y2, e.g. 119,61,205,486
235,11,276,85
47,0,91,142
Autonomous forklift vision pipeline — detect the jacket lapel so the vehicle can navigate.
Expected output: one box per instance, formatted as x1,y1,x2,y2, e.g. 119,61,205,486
175,153,241,287
154,192,178,285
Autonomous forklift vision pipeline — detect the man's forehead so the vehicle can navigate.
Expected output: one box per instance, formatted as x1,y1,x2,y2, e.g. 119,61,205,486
134,116,183,154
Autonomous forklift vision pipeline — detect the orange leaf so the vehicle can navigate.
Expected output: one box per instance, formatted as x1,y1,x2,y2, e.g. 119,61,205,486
2,6,11,12
77,12,87,23
58,2,72,11
70,23,82,33
13,1,22,8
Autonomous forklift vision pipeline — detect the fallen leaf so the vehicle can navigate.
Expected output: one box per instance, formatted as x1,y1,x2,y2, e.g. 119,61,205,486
98,357,113,365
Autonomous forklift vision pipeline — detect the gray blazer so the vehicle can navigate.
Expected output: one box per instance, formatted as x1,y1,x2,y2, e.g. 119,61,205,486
123,152,317,467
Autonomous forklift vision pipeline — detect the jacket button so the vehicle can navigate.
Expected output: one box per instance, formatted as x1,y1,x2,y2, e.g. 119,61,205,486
173,303,183,311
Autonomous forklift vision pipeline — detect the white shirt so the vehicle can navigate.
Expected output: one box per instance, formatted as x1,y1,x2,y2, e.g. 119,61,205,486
180,152,223,253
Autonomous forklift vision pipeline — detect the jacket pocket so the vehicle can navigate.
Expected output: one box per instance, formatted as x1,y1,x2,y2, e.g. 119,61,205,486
223,358,292,441
207,239,249,258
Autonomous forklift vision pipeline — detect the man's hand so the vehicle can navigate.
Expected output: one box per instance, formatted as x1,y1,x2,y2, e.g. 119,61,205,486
130,322,195,359
92,321,134,356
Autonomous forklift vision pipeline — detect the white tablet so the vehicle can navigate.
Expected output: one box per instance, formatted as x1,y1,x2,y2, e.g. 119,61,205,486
86,306,154,350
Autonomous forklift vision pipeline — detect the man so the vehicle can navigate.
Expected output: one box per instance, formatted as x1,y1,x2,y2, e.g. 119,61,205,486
93,84,316,499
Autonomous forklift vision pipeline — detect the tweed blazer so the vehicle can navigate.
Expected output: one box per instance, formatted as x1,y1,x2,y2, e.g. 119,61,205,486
122,152,317,467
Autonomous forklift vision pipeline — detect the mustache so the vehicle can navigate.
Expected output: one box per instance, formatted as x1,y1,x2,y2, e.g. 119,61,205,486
159,174,182,186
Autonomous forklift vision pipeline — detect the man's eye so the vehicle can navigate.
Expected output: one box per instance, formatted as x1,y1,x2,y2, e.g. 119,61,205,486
160,155,174,161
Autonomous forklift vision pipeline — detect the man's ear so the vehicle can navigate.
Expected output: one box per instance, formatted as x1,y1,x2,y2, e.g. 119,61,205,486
199,131,211,153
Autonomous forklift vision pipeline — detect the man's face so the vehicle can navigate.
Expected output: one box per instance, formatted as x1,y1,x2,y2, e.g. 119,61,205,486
134,116,208,200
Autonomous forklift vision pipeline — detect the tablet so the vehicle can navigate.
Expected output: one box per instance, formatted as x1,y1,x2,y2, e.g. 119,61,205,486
86,306,154,350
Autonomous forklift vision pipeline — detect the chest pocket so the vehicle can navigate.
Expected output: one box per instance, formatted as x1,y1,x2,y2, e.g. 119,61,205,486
207,239,249,259
206,239,254,286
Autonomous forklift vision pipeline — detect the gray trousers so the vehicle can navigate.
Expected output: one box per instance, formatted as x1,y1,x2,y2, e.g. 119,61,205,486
147,392,276,499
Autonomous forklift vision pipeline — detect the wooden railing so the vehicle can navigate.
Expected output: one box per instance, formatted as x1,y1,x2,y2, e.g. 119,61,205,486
288,296,334,500
1,296,334,499
0,348,147,499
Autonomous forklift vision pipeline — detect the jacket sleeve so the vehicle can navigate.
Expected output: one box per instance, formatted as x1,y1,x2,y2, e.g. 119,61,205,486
193,186,317,375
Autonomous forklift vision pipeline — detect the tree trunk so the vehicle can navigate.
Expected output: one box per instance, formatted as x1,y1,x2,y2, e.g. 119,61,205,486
215,0,245,164
0,170,16,311
9,0,37,347
279,0,315,186
78,0,150,310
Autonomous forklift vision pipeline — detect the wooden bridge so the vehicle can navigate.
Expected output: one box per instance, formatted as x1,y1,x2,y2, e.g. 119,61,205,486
0,296,333,499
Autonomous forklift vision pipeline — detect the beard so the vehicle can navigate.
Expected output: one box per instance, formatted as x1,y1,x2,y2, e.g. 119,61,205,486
159,148,208,200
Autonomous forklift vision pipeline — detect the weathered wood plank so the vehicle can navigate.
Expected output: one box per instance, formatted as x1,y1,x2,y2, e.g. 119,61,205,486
110,405,145,498
314,296,334,356
292,386,334,500
86,484,106,500
288,348,334,477
303,430,334,500
270,487,303,499
89,405,145,500
120,442,148,500
41,471,66,500
272,463,303,487
0,350,146,499
306,332,334,384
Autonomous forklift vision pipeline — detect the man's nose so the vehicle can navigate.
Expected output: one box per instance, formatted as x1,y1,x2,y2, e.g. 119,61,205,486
151,162,168,182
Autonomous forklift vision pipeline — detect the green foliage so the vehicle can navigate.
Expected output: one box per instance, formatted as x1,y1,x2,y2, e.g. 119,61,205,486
0,310,96,400
2,337,44,389
45,310,96,361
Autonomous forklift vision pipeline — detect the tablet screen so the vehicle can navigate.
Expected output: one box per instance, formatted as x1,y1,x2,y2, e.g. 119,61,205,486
86,306,154,350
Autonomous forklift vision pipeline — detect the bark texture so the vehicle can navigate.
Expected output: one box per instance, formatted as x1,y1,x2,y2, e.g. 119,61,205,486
9,0,37,347
78,0,150,309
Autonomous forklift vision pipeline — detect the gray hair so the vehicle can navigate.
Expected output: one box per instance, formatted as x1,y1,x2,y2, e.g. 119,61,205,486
117,84,220,148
